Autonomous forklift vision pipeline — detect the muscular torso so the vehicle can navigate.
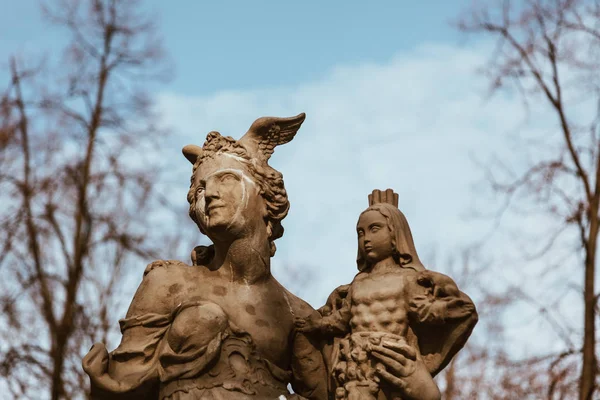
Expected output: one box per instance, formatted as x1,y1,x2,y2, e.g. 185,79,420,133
349,269,416,336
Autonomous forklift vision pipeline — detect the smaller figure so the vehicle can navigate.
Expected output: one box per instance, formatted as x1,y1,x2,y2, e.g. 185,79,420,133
295,189,477,400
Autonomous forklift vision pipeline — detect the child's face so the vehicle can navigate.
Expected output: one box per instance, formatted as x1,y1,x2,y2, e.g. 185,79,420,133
357,210,394,265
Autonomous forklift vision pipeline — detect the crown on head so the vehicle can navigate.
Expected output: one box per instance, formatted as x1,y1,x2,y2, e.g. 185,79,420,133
368,188,399,207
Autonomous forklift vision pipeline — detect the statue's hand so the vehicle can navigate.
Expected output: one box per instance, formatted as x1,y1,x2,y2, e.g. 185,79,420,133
371,341,441,400
370,340,417,379
294,314,321,333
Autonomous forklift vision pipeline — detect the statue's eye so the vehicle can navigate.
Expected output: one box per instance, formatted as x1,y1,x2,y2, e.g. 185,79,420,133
371,226,380,233
357,229,364,237
196,181,205,195
220,173,238,182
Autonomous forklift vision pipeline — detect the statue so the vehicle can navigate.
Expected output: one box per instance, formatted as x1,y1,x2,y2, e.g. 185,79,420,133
82,113,328,399
81,112,477,400
295,189,478,400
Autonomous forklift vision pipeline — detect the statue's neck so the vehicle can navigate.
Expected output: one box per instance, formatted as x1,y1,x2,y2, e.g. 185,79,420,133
211,231,271,284
368,257,398,275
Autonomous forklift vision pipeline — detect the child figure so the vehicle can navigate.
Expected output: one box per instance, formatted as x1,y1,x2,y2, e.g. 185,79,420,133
295,190,477,400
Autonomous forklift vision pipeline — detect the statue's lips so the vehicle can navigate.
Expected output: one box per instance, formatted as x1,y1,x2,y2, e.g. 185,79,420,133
206,204,225,214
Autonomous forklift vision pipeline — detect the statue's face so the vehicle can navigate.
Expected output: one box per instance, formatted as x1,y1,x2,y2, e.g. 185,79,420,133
191,152,266,240
357,210,394,265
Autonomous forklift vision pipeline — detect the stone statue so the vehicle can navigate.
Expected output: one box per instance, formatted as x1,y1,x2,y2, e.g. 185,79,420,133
295,189,478,400
81,112,477,400
82,113,328,399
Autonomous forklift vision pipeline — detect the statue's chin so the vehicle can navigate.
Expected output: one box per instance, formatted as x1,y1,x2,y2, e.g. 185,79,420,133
201,219,245,242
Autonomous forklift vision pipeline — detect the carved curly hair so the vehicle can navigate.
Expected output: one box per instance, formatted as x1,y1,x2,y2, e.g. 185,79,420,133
187,131,289,261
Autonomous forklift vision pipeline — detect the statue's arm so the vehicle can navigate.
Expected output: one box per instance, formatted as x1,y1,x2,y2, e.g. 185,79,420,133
295,284,352,338
289,298,329,400
408,270,477,324
83,264,174,399
318,289,352,337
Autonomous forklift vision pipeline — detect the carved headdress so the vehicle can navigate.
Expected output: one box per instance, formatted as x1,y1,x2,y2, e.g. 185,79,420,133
182,113,306,165
182,113,306,261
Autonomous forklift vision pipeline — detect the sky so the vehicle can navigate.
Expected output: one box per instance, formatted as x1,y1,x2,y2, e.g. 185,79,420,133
1,1,473,93
0,0,584,360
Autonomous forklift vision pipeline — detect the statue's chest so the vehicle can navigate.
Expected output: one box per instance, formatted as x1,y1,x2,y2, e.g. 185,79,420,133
352,273,407,305
181,280,294,366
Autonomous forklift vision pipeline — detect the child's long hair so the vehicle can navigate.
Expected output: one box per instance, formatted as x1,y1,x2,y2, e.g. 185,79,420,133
356,203,425,272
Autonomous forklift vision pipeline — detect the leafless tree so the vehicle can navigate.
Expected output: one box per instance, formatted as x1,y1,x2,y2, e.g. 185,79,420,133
432,248,579,399
456,1,600,398
0,0,176,398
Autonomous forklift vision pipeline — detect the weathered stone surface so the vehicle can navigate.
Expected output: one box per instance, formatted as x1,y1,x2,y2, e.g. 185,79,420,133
82,113,326,399
295,190,478,400
82,115,477,400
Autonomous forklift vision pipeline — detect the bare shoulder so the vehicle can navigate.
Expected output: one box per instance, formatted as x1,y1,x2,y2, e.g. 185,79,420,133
126,260,196,317
352,271,369,282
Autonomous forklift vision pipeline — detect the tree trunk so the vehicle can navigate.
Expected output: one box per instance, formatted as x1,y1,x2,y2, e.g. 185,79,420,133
50,341,65,400
581,217,598,400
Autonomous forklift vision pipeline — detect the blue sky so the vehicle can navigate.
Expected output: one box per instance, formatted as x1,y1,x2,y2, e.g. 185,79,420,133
1,1,472,93
150,1,472,93
1,1,582,359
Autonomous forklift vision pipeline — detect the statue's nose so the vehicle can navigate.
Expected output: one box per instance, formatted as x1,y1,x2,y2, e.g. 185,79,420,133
204,179,221,205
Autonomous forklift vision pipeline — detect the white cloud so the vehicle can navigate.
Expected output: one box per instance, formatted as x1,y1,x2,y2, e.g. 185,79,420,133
154,41,580,357
151,39,596,360
158,41,523,297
